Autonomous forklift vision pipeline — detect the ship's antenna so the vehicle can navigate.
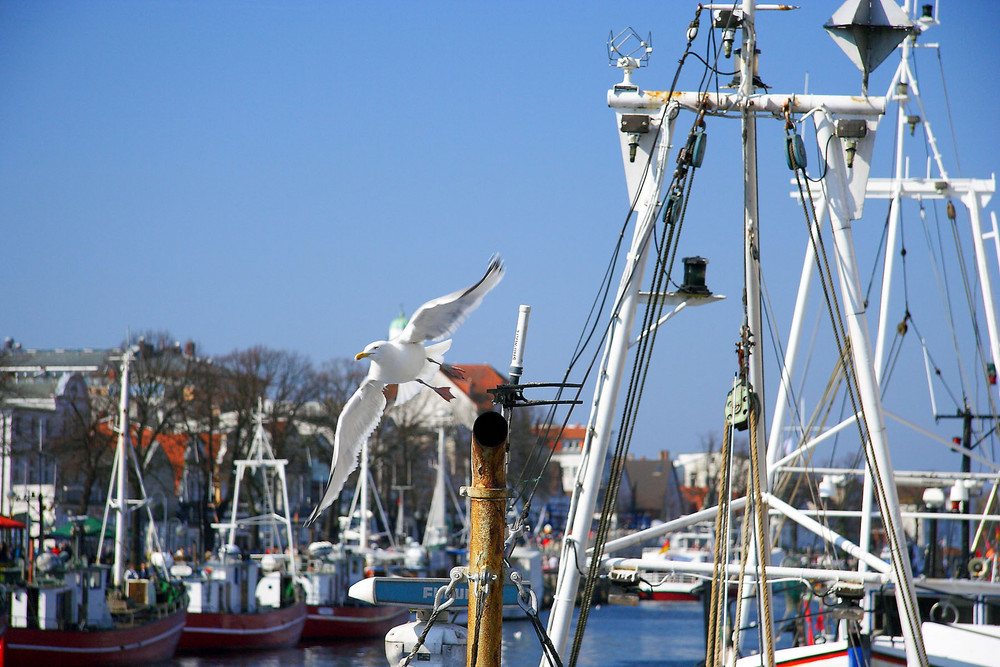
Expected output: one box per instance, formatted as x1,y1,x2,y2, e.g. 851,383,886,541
607,27,652,87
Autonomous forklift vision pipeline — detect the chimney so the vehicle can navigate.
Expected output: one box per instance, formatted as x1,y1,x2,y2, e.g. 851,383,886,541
184,341,196,357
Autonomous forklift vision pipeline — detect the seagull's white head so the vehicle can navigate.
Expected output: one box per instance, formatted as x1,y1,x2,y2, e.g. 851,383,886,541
355,340,388,361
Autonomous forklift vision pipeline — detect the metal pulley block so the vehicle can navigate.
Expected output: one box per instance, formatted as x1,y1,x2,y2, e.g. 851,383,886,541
785,133,807,170
725,376,751,431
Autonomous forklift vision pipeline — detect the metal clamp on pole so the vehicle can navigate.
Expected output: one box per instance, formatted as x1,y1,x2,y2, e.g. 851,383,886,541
461,486,510,500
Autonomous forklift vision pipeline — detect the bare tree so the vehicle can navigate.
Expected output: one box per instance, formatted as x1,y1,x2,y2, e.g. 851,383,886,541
46,384,117,516
173,354,235,553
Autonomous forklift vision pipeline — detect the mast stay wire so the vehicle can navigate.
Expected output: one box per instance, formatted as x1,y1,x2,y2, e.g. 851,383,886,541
508,2,714,514
923,199,973,409
758,269,845,557
934,47,963,178
566,9,720,665
506,92,672,527
569,122,699,666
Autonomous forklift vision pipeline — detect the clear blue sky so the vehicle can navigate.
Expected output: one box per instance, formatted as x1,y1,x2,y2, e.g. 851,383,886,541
2,2,998,474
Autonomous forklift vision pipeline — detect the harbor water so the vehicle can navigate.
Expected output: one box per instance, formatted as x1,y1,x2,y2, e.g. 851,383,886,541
169,600,711,667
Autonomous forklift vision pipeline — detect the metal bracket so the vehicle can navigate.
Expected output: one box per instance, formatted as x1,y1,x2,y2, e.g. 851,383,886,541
620,114,650,134
487,382,583,410
460,486,510,500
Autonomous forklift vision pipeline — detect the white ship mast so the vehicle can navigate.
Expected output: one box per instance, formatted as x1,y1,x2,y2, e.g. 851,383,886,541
99,344,172,587
545,2,943,666
219,399,297,577
111,348,132,588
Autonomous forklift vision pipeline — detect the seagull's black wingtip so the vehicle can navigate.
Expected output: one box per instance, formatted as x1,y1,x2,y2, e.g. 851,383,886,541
303,507,322,528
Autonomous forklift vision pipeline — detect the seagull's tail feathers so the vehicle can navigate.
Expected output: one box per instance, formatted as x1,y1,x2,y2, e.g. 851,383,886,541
304,379,388,528
400,254,504,343
424,339,452,369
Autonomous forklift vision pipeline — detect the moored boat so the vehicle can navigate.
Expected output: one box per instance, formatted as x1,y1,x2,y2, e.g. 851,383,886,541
175,401,306,652
636,525,712,601
297,541,409,641
302,597,410,641
3,349,188,665
173,553,306,652
5,571,187,667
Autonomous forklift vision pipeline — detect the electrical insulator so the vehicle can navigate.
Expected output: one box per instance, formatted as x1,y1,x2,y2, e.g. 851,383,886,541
687,16,699,42
946,200,956,221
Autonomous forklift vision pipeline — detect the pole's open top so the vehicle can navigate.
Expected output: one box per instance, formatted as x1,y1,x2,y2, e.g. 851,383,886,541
473,411,508,449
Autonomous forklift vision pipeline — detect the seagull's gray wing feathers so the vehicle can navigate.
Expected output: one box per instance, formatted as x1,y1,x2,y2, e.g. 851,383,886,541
399,255,504,344
303,378,387,526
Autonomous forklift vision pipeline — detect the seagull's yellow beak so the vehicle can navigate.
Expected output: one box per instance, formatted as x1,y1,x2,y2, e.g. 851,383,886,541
355,351,371,360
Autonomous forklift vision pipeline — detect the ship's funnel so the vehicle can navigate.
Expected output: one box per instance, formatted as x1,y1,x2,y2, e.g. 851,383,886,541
825,0,913,91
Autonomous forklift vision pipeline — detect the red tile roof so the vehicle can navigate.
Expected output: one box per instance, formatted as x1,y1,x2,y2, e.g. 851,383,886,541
450,364,507,412
94,423,223,491
533,424,588,451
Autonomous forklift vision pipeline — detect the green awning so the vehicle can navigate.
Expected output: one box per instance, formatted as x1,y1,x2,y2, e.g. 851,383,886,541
49,516,114,538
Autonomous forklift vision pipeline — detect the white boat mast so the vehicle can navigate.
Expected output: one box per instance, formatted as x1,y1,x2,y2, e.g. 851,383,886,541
112,348,132,588
543,38,674,659
359,438,370,551
422,411,450,549
220,399,297,576
732,2,776,661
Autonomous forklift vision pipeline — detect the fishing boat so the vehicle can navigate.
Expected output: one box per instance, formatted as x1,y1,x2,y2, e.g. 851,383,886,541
297,416,414,641
297,539,410,641
174,402,306,652
530,1,1000,667
3,348,188,666
636,525,713,601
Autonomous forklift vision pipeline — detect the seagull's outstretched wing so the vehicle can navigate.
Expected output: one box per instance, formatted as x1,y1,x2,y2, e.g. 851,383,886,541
304,378,387,527
399,255,504,344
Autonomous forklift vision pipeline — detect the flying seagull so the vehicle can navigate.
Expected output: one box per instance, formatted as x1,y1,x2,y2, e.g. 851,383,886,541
304,255,504,527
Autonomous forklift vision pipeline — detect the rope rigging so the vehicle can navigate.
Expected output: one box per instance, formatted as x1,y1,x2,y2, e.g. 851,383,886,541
568,84,709,667
488,8,717,665
785,105,929,666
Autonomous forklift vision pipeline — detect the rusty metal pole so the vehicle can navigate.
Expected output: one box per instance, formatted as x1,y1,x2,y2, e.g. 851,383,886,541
467,411,508,667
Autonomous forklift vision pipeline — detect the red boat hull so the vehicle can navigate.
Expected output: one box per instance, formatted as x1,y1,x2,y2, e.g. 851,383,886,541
300,603,410,641
2,608,186,667
638,590,701,601
177,601,307,652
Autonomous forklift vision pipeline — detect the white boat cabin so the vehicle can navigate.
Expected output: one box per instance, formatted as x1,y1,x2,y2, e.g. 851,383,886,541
173,554,290,614
11,563,112,630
